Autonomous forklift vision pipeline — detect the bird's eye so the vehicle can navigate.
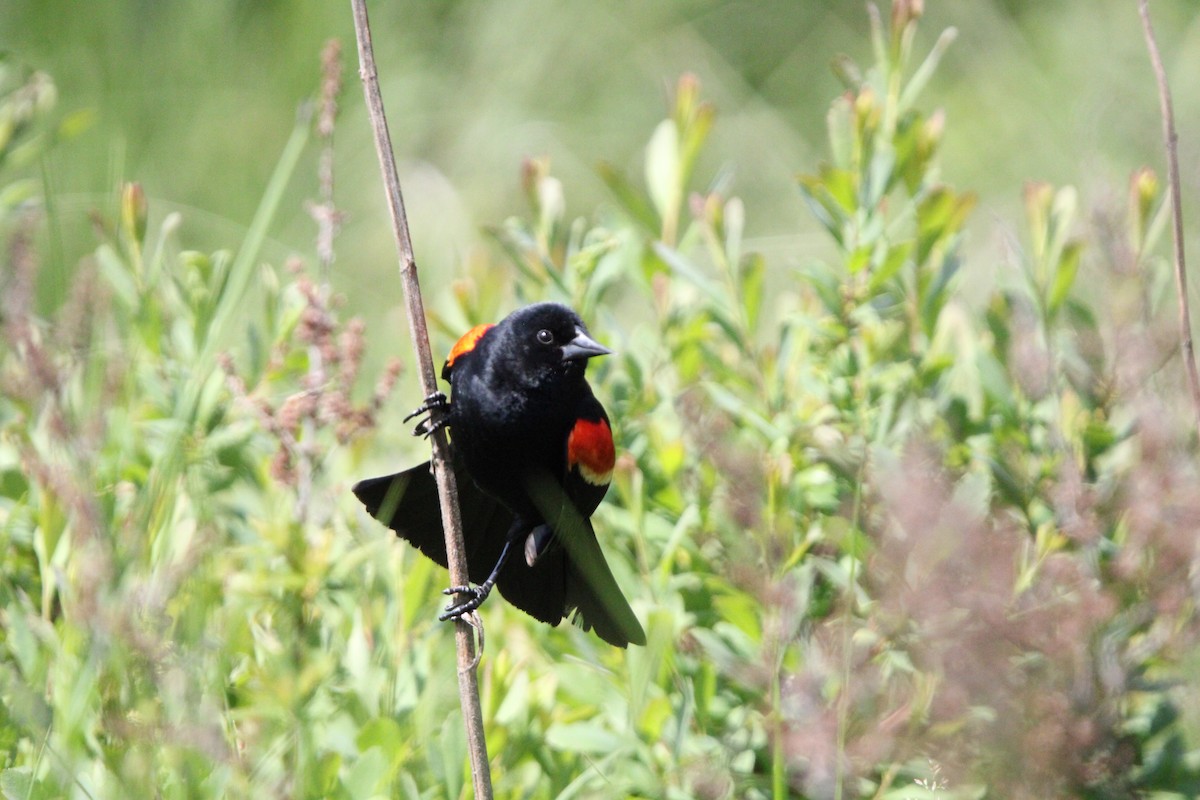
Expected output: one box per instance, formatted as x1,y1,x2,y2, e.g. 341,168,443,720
536,329,555,345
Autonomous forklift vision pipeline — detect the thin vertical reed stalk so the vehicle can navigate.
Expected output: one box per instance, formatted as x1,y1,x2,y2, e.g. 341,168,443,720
348,2,494,796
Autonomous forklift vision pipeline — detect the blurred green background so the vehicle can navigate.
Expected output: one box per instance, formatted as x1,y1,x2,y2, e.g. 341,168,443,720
5,2,1200,797
5,0,1199,352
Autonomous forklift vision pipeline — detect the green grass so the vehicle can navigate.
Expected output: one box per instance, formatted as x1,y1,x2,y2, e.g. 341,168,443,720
3,3,1200,798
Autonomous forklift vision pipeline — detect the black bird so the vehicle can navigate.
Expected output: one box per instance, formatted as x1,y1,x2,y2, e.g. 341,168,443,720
353,302,645,647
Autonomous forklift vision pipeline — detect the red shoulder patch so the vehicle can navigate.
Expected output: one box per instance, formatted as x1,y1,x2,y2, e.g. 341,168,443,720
444,323,494,374
567,418,615,486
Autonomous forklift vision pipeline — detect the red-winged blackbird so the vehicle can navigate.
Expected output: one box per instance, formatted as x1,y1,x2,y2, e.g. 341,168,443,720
353,303,645,647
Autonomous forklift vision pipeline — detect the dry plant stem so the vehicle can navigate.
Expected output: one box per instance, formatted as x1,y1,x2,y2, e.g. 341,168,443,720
297,41,345,525
349,2,494,798
1139,0,1200,441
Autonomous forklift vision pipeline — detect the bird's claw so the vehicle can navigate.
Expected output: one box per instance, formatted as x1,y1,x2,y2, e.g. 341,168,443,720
403,391,449,422
439,584,491,621
404,391,449,438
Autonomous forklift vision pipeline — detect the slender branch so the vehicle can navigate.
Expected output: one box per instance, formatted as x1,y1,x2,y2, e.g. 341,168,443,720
349,3,494,797
1138,0,1200,441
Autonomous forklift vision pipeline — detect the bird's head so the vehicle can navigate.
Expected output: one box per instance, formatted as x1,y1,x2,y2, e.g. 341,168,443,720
503,302,611,382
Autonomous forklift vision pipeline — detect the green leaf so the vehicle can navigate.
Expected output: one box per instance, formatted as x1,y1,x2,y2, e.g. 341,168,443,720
1081,418,1117,458
826,93,855,170
645,119,680,227
823,165,858,214
799,260,845,314
898,26,958,110
522,470,645,646
1023,181,1054,266
494,670,531,726
1046,240,1082,317
920,252,963,336
0,178,38,214
597,161,659,232
862,144,895,208
438,715,465,800
830,54,863,91
723,195,744,268
797,172,852,247
1,767,32,800
343,747,389,799
739,253,765,332
651,241,727,311
545,722,626,754
703,380,783,441
96,243,138,309
678,101,715,189
916,187,975,266
357,718,405,758
868,240,912,293
1129,168,1159,253
555,751,627,800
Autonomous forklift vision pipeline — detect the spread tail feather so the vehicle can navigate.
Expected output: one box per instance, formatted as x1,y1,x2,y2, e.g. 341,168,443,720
353,462,645,647
353,462,570,627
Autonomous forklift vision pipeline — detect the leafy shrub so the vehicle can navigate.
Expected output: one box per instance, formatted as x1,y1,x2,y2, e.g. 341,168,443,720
2,4,1200,799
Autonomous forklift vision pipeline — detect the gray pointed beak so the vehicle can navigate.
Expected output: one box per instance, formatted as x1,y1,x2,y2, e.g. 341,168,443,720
560,327,612,362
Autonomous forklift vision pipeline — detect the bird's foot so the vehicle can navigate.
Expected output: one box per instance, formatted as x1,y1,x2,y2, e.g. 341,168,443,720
439,583,493,621
404,391,449,438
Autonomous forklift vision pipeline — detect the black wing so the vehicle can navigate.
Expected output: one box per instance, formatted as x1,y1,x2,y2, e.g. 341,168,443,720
354,442,643,645
353,460,572,627
353,460,507,586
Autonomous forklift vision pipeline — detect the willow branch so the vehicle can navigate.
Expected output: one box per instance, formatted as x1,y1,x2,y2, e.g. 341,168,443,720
349,2,493,797
1139,0,1200,441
